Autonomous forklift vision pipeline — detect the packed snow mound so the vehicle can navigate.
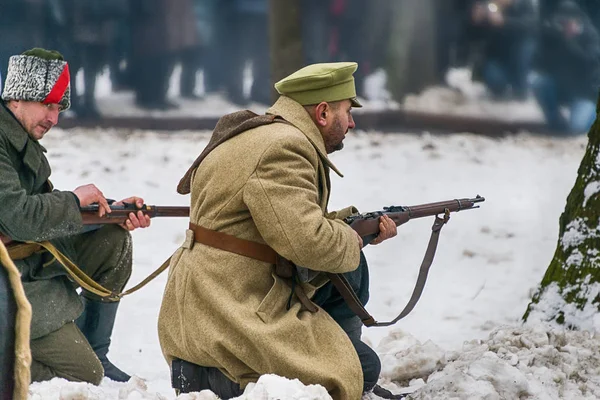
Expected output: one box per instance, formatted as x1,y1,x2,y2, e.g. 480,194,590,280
405,325,600,400
231,374,332,400
29,325,600,400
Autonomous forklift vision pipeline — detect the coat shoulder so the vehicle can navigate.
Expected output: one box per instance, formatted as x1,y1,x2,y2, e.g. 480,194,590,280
251,121,316,154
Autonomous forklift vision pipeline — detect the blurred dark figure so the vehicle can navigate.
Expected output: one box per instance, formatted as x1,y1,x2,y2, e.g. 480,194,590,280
202,1,233,95
327,0,370,96
66,0,128,118
469,0,538,100
129,0,199,110
301,0,331,66
530,0,600,134
0,0,47,79
221,0,270,106
436,0,469,83
179,0,218,99
108,4,133,92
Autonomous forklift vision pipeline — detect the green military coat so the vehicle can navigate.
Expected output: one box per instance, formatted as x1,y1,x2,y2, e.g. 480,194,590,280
158,96,363,400
0,103,84,339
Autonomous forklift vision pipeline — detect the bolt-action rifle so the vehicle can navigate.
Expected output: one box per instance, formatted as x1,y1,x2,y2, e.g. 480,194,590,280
345,195,485,245
331,195,485,326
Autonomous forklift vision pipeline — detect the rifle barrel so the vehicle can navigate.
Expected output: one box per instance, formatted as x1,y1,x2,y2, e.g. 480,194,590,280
153,206,190,218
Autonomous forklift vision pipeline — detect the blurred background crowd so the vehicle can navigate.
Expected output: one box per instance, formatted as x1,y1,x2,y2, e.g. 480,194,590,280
0,0,599,134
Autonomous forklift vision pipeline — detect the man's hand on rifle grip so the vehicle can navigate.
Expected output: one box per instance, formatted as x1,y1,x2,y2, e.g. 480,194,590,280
370,215,397,245
113,196,152,231
73,184,111,217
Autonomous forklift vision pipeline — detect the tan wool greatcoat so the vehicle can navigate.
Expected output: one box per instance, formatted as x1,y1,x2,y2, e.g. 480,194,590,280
158,96,363,399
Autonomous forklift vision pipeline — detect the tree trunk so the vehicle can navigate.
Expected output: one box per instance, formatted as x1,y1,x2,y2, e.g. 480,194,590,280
524,105,600,328
385,0,440,103
269,0,304,102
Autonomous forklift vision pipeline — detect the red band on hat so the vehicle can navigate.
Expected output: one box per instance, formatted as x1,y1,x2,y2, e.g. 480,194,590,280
43,64,70,105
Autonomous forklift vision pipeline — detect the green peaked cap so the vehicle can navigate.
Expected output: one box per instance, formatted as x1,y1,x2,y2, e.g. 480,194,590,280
22,47,64,61
275,62,362,107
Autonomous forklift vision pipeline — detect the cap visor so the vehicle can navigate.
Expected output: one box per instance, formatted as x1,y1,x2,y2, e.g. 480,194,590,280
350,97,362,108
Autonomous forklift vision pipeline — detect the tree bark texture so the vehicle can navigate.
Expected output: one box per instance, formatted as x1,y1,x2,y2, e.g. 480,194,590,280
524,101,600,328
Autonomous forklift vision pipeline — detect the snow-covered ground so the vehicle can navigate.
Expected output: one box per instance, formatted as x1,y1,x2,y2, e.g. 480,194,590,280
24,122,600,399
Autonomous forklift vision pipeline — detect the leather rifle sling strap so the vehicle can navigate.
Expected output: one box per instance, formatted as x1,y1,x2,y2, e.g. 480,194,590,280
188,223,318,312
328,214,449,327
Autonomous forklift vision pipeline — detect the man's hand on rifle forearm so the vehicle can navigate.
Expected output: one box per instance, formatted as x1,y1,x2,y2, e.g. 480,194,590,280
113,196,151,231
73,184,111,216
369,215,397,245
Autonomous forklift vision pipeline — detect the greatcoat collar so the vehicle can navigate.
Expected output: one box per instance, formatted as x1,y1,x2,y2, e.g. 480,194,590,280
266,96,344,177
0,101,48,174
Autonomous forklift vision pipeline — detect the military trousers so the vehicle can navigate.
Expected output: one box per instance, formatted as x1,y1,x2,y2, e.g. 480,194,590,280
30,225,133,384
313,251,381,392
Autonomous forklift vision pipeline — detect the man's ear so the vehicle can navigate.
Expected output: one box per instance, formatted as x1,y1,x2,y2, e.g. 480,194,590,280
314,102,329,127
6,100,19,112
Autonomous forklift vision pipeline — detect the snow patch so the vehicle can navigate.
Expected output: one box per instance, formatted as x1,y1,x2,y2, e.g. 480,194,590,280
561,218,597,251
583,181,600,206
526,282,600,331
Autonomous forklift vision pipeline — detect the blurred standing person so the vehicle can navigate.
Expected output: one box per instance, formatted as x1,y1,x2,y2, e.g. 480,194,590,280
469,0,538,99
203,0,234,95
327,0,371,97
301,0,331,66
0,0,47,80
223,0,271,106
108,3,133,92
129,0,199,110
179,0,218,99
530,0,600,134
65,0,127,118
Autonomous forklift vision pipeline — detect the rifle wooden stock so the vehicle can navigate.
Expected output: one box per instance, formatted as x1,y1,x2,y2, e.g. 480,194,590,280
80,204,190,225
346,195,485,245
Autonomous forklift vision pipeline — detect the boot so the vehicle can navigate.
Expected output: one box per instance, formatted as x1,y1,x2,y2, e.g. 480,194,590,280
371,384,407,399
76,297,131,382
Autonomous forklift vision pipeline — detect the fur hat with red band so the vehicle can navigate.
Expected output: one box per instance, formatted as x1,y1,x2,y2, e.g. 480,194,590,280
1,48,71,111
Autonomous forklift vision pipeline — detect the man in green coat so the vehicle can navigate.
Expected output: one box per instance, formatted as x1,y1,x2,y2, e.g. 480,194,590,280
0,48,150,384
159,62,401,399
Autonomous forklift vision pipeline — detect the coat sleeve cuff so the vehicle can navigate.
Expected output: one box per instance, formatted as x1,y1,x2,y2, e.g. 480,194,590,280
325,206,359,221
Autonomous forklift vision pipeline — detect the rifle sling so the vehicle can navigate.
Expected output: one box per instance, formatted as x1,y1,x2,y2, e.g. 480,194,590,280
190,215,448,327
330,214,448,327
5,241,172,301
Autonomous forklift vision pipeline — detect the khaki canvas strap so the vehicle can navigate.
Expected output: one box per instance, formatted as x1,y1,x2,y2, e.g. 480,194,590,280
0,241,32,400
6,241,172,301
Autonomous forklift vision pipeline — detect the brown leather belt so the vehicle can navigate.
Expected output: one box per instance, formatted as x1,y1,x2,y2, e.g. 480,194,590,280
188,223,318,313
188,223,277,264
